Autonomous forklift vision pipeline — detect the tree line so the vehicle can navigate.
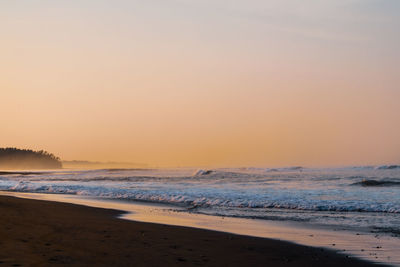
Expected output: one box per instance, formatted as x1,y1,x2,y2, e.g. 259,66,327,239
0,147,62,169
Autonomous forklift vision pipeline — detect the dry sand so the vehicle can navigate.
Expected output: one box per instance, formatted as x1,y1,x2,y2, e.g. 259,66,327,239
0,195,386,266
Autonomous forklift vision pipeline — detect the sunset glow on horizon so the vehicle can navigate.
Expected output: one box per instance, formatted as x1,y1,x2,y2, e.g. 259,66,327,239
1,1,399,167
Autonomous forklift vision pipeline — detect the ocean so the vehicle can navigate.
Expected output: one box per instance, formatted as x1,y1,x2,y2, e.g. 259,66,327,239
0,166,399,237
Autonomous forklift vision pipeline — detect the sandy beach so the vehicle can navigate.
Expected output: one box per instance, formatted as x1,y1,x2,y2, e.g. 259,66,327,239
0,195,384,267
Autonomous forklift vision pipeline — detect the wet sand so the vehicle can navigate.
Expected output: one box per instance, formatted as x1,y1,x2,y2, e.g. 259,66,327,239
0,195,385,266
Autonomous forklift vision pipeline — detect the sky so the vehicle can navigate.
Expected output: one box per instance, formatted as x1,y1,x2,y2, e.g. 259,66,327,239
1,0,399,167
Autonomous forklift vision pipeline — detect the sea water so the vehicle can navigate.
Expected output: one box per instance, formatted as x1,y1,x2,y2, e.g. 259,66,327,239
0,166,399,236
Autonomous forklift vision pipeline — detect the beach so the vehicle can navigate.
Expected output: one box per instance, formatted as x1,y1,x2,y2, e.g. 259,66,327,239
3,0,399,265
0,195,383,267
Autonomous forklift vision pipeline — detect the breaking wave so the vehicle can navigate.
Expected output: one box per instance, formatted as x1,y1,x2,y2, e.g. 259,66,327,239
193,169,214,176
375,165,400,170
4,179,400,214
352,179,400,187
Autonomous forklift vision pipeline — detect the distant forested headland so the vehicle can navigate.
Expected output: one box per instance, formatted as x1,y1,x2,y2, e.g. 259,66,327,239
0,148,62,169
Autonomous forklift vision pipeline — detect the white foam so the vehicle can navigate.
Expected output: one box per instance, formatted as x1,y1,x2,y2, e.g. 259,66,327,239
1,167,400,234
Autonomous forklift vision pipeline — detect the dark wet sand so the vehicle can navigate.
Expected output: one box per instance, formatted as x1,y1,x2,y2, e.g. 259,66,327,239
0,195,386,266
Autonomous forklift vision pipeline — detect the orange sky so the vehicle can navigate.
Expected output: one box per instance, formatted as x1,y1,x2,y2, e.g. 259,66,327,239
1,1,399,167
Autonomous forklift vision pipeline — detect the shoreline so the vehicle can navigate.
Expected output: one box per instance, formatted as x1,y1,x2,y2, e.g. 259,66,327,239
1,191,399,265
0,193,391,266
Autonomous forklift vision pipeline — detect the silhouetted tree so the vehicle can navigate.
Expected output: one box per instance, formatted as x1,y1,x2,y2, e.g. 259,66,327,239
0,147,62,169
